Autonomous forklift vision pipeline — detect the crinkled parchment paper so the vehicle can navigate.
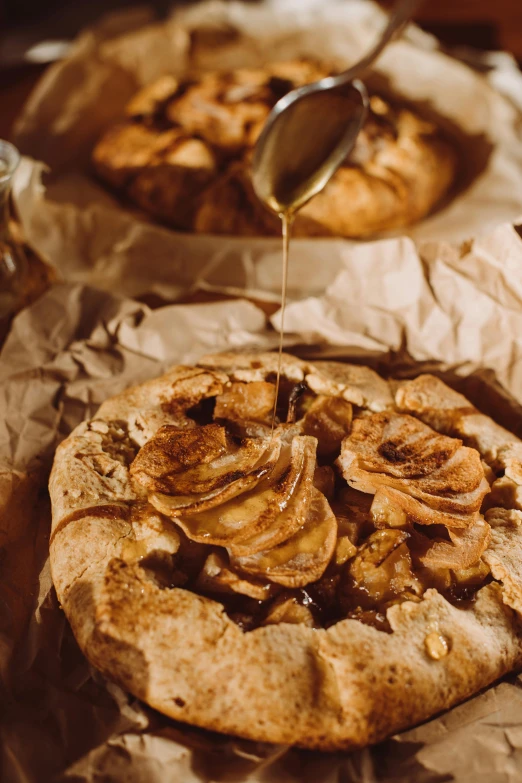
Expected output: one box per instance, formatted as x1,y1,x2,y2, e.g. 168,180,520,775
10,0,522,303
3,217,522,781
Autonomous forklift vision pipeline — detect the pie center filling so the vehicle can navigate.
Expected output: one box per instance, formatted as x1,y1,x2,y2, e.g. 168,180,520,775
130,380,493,632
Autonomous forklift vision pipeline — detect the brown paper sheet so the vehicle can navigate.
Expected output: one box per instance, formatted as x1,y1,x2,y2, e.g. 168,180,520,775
10,0,522,303
276,221,522,402
3,264,522,782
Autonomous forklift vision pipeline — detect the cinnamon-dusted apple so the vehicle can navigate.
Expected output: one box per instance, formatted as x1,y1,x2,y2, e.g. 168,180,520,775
144,432,316,548
338,412,490,527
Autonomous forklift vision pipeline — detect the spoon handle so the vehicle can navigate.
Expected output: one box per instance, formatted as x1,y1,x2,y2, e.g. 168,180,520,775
336,0,423,84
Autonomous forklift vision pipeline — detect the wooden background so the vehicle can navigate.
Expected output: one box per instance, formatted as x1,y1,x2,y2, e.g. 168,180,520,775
381,0,522,58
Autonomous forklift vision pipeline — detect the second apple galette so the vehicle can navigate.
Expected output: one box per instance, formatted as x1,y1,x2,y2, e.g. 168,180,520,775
92,60,457,238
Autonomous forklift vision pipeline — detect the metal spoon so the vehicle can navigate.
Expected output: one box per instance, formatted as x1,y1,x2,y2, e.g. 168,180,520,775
251,0,421,216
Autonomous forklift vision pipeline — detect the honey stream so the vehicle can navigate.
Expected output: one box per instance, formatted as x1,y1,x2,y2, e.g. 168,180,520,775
271,211,294,433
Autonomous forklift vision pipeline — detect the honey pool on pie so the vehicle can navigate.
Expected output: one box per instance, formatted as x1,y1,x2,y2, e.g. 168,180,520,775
128,376,493,633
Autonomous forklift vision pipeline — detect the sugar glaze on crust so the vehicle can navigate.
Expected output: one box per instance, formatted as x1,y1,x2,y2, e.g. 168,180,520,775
49,355,522,750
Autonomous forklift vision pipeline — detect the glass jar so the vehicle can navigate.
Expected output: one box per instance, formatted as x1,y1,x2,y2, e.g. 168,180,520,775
0,141,27,320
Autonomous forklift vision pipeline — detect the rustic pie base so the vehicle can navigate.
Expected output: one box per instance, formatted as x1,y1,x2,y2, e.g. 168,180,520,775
49,353,522,750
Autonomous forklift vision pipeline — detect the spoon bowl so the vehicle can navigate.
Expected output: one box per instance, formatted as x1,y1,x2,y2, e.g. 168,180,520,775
252,78,369,216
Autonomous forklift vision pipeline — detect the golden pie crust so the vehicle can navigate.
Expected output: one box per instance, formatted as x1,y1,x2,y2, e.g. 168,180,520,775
92,61,457,238
49,354,522,750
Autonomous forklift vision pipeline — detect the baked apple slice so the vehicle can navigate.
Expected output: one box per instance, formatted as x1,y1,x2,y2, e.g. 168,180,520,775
232,488,337,588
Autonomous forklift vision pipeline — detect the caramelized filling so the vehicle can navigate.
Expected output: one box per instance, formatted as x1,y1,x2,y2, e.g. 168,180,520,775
186,396,216,426
129,381,493,633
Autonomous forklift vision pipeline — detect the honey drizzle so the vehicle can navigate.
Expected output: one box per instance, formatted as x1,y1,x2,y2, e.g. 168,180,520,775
271,211,294,434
